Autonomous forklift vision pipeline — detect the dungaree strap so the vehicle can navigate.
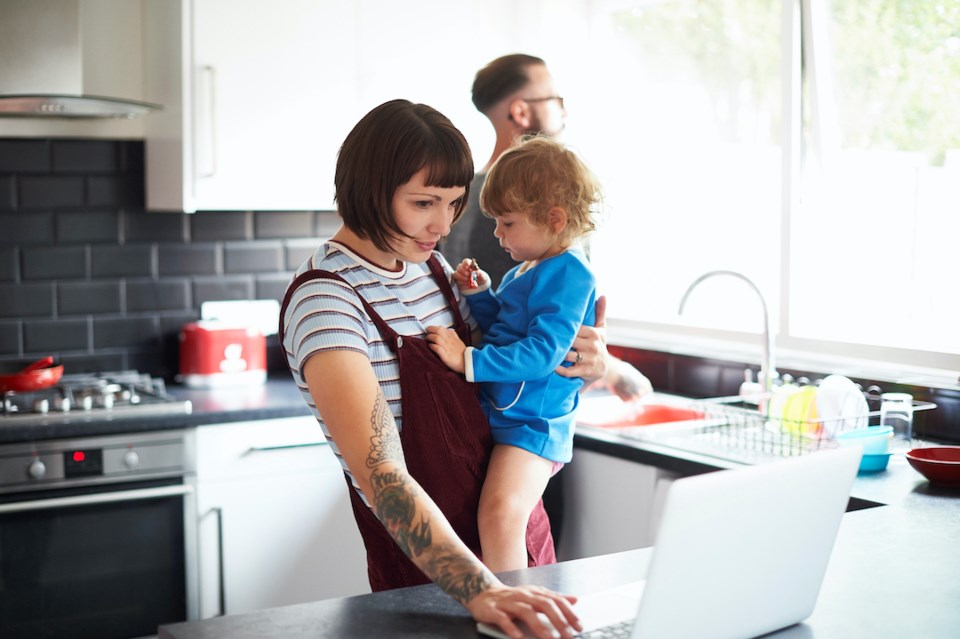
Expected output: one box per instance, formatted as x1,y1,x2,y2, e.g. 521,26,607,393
279,255,467,350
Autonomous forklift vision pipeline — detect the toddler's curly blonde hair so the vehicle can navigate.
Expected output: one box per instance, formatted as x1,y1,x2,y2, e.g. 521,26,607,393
480,136,600,246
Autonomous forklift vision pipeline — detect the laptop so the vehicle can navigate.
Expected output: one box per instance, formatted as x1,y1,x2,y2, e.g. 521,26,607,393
478,445,861,639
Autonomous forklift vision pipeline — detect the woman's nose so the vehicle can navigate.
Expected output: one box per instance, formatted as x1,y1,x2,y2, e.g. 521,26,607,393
431,210,453,237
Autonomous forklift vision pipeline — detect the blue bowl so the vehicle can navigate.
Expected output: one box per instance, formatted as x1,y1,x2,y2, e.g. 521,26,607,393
859,453,892,473
836,426,893,455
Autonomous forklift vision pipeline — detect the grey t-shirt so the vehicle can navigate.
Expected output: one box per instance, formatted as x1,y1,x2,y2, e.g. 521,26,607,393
440,173,517,288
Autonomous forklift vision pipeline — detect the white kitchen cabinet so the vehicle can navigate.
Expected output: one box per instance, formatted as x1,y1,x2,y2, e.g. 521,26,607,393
143,0,358,212
557,449,679,561
195,416,369,618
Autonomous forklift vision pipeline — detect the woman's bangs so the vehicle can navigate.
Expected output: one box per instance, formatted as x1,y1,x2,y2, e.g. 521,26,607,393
421,136,474,189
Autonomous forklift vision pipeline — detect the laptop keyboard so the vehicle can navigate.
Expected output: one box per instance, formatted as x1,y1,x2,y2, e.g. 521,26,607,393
578,620,633,638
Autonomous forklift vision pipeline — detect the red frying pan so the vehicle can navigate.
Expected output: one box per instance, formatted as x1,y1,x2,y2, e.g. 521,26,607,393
0,356,64,393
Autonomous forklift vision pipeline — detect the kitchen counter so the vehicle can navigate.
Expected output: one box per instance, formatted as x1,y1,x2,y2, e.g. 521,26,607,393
153,386,958,639
6,378,957,637
157,460,960,638
0,376,310,444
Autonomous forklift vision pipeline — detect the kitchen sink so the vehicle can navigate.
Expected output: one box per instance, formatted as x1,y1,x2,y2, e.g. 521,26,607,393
577,393,707,429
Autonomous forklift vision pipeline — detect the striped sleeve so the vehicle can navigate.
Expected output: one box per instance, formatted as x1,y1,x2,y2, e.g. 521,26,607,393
285,276,371,377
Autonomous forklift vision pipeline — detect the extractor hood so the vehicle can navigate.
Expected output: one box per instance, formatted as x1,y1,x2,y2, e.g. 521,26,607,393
0,0,161,119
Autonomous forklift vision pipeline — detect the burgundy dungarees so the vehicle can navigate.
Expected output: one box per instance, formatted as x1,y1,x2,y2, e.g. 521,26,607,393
281,256,555,591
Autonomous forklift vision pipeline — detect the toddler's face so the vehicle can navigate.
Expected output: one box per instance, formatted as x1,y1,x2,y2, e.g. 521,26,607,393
492,211,562,263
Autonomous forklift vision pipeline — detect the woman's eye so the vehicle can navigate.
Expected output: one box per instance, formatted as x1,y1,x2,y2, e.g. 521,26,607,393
415,200,432,209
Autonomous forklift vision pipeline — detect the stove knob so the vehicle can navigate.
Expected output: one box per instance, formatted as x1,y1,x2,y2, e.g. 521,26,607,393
27,459,46,480
101,392,115,409
123,450,141,469
33,398,50,414
53,395,72,412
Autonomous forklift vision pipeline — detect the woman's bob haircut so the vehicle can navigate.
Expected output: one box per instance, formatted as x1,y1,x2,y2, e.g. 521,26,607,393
334,99,474,252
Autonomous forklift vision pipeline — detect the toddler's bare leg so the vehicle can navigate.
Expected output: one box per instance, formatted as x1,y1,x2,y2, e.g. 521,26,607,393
478,444,554,573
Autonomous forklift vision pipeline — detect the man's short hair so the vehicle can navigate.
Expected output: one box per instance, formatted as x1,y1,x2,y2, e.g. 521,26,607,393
335,100,474,252
471,54,546,114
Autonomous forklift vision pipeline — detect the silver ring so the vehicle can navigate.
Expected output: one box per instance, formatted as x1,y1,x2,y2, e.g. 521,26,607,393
575,352,583,365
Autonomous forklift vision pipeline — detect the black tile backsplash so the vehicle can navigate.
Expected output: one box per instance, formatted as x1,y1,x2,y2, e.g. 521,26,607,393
0,246,16,281
0,211,54,243
21,245,87,280
52,140,119,173
19,175,85,209
2,137,955,443
24,318,90,352
0,140,49,172
158,243,220,275
57,281,122,315
90,245,155,277
0,176,16,209
0,137,336,379
56,210,120,243
191,211,252,241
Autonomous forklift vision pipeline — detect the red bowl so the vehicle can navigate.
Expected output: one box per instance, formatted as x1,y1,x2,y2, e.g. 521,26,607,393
905,447,960,487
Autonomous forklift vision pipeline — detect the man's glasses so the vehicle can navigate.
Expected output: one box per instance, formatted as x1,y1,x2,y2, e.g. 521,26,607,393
523,96,565,109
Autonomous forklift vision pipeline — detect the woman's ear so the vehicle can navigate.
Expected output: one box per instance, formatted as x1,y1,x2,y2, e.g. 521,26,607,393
547,206,569,235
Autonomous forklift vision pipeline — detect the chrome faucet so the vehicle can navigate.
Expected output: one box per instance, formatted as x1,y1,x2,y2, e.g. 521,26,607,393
677,270,778,395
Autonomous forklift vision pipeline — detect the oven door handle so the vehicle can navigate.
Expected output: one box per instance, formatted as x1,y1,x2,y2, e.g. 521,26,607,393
0,484,193,514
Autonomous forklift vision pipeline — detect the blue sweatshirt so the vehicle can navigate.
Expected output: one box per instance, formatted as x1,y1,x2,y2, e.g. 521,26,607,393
463,249,596,462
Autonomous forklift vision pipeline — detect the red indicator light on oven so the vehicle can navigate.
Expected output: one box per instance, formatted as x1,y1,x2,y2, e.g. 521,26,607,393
72,451,86,463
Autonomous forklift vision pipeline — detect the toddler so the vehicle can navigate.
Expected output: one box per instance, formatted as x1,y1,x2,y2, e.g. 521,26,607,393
427,136,599,572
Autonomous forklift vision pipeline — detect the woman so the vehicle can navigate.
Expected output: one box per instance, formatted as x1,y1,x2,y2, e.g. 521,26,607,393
280,99,606,639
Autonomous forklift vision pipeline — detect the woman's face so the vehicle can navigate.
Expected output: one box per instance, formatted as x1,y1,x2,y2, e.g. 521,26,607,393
390,167,466,264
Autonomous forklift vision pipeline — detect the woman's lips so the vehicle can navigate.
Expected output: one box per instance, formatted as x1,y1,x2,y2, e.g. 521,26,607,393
415,240,437,251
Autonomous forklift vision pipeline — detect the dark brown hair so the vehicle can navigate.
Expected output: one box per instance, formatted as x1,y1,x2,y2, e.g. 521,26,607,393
471,54,546,114
334,100,474,252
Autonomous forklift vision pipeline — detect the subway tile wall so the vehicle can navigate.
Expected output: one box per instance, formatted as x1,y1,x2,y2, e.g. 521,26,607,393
0,138,335,379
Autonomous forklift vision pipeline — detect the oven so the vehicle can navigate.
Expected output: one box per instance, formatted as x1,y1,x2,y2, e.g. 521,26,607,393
0,373,198,639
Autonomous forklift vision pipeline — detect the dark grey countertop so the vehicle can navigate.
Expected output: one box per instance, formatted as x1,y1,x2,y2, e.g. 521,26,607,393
158,471,960,639
0,376,310,444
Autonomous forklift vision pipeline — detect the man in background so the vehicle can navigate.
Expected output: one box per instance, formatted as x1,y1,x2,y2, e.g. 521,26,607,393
442,53,653,401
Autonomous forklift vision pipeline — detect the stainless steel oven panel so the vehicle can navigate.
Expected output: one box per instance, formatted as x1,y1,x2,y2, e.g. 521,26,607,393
0,428,201,631
0,430,195,495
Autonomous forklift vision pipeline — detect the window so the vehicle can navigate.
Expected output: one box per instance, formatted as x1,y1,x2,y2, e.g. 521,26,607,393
569,0,960,376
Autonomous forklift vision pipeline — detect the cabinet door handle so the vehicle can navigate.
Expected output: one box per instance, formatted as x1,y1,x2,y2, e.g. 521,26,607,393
198,64,217,179
0,484,192,514
210,506,226,617
246,441,329,454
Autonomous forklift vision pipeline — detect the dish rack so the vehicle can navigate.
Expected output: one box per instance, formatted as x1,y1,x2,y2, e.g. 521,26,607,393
628,392,937,464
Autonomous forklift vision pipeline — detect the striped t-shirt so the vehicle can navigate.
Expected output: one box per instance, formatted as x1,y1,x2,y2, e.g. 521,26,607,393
281,241,476,501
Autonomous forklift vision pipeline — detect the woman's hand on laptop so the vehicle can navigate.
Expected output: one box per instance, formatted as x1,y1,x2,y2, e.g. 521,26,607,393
467,583,582,639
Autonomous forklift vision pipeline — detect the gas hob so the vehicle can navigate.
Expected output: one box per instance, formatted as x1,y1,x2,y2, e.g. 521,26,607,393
0,370,192,427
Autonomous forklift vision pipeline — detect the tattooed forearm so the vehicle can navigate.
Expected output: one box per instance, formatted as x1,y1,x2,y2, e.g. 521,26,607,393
366,389,404,468
371,469,432,558
370,467,493,605
426,551,495,605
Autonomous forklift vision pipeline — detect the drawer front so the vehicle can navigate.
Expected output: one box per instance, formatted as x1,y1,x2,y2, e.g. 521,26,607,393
196,416,335,481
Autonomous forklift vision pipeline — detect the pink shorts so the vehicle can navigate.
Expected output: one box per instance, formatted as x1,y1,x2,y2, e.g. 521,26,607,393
550,461,565,477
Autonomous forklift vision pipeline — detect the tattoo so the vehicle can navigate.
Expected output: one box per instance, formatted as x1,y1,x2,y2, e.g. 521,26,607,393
425,551,495,605
370,469,493,606
366,390,404,468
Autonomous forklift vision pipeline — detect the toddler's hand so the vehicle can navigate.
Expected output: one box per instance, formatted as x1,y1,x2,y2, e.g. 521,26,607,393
426,326,468,374
454,258,487,291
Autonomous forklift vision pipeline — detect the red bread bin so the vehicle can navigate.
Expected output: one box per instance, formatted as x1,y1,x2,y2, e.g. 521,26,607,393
179,322,267,388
